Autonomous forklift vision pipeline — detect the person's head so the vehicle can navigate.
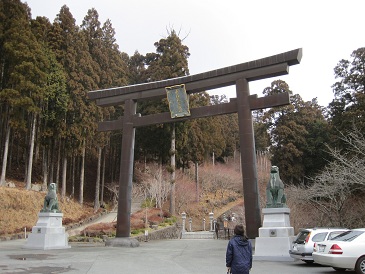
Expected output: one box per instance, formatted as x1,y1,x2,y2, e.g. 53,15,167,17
234,224,245,236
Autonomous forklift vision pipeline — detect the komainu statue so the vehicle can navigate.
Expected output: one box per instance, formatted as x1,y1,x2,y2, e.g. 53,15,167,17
266,166,287,208
41,183,61,213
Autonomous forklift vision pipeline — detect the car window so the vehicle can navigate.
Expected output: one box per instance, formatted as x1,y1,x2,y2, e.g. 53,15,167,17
328,231,346,240
295,231,310,243
333,231,364,242
312,232,327,242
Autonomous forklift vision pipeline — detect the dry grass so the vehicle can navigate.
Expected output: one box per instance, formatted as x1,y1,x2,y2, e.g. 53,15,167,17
0,186,95,236
80,222,116,237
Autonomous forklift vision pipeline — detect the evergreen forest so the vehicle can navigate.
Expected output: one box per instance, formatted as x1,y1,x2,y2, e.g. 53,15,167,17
1,1,365,227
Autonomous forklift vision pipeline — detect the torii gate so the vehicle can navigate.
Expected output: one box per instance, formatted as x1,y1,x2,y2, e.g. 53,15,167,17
88,48,302,244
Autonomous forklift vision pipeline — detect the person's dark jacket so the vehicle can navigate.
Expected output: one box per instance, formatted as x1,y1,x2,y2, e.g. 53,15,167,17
226,235,252,274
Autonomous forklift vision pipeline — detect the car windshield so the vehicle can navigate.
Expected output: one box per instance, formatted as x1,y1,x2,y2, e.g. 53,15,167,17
332,231,364,242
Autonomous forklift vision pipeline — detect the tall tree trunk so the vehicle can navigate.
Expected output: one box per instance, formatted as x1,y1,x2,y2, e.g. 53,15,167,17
26,114,37,190
71,154,75,198
42,147,49,190
61,154,67,199
35,123,40,163
23,128,29,185
0,122,10,186
79,139,85,204
94,146,102,211
15,134,20,166
195,161,199,202
76,156,80,196
169,124,176,215
49,146,54,185
8,131,14,171
109,146,114,182
0,118,4,164
55,139,61,188
101,148,106,206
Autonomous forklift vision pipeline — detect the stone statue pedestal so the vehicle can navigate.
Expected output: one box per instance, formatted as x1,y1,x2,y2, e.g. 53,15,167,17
254,208,295,261
24,212,70,250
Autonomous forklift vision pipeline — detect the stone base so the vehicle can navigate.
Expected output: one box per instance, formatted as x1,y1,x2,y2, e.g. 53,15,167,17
181,231,214,239
259,226,294,238
254,236,295,261
24,212,70,250
105,237,140,247
261,207,291,227
254,207,294,261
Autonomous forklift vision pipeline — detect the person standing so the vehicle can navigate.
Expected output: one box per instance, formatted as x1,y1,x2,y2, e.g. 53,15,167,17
226,224,252,274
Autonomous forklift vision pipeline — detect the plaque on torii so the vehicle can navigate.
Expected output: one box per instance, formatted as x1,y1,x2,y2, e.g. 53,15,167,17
165,84,191,118
88,48,302,243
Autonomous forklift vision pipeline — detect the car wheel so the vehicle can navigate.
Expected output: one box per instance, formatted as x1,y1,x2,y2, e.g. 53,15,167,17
332,267,346,272
355,256,365,274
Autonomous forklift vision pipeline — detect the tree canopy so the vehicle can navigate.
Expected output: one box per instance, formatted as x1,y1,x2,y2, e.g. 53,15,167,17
1,1,365,219
329,48,365,147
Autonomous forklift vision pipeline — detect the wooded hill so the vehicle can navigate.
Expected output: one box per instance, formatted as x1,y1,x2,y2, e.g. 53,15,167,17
1,0,365,228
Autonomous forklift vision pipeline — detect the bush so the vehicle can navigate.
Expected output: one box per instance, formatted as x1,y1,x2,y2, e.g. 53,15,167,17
81,222,116,237
130,218,145,230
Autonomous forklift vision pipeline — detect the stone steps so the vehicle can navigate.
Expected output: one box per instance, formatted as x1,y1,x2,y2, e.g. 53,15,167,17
181,231,215,239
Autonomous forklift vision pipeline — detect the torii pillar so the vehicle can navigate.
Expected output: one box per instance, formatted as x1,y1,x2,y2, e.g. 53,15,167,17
236,78,261,237
88,48,302,244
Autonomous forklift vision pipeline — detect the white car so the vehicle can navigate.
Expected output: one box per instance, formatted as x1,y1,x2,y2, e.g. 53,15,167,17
289,228,348,263
312,228,365,273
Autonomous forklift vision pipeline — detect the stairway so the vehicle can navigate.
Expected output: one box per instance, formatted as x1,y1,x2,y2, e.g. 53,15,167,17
181,231,215,239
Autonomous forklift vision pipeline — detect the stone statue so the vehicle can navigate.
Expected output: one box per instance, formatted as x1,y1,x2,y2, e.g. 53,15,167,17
266,166,286,208
41,183,61,213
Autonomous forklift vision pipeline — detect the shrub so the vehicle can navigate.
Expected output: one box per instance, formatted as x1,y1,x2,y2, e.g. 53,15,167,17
130,218,145,230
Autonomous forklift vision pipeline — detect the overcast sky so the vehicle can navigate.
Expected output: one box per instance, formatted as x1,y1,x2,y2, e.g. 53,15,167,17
25,0,365,106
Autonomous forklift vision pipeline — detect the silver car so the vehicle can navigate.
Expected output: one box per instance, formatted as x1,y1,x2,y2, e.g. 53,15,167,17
289,228,349,263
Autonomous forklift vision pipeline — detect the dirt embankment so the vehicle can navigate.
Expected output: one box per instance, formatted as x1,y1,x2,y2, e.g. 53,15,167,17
0,186,96,237
0,184,245,239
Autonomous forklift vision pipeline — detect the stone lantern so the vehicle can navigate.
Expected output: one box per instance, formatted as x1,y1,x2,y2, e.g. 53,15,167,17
209,212,214,231
181,212,187,232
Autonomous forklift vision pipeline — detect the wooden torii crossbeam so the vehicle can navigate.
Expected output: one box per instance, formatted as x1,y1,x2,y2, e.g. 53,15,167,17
88,48,302,241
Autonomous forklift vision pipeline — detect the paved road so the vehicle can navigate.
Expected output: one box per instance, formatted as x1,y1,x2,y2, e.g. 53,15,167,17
0,239,355,274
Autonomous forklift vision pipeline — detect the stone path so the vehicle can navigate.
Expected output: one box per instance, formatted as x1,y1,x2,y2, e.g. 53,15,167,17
67,198,141,236
67,197,243,237
214,198,243,217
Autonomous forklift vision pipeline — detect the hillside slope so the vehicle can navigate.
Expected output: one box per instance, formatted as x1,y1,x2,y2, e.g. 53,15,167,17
0,186,96,237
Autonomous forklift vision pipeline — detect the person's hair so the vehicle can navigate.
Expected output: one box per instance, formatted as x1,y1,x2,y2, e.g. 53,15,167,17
234,224,245,236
